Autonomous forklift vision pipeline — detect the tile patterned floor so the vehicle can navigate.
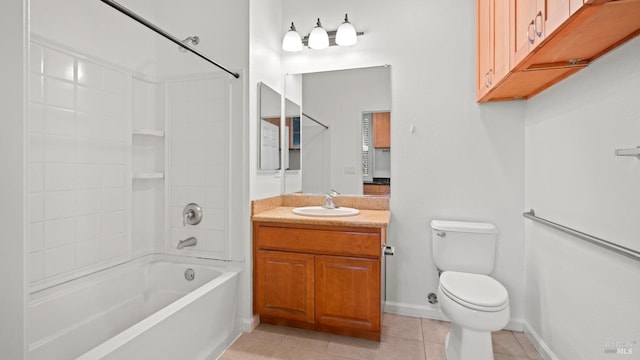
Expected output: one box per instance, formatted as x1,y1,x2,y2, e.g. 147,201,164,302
219,313,543,360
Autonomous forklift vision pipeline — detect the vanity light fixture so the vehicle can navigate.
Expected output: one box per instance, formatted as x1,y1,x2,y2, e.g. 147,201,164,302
308,18,329,49
282,14,363,52
335,14,357,46
282,22,303,52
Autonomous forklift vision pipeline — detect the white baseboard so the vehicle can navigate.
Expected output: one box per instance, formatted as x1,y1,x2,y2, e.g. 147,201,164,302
239,316,260,333
383,301,524,332
522,321,560,360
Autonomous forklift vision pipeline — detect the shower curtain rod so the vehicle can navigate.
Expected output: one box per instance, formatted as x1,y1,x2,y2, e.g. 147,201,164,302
99,0,240,79
302,112,329,129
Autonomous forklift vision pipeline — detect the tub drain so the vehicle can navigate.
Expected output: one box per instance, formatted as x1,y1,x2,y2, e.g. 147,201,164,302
184,268,195,281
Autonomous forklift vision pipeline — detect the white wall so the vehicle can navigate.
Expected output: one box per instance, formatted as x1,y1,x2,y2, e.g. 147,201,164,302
250,0,285,200
302,66,391,195
0,1,26,357
524,37,640,360
282,0,526,326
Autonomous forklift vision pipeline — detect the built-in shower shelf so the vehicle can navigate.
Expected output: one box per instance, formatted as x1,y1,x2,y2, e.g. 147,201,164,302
132,172,165,180
133,129,165,137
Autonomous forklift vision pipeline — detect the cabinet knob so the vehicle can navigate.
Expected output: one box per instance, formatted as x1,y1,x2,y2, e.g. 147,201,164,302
436,232,446,238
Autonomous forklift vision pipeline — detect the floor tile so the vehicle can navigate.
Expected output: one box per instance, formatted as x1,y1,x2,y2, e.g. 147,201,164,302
421,318,450,345
382,313,424,341
374,335,426,360
492,331,528,358
218,314,542,360
513,332,544,360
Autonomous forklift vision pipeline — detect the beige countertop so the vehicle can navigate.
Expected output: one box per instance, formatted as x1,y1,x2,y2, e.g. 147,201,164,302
252,206,390,228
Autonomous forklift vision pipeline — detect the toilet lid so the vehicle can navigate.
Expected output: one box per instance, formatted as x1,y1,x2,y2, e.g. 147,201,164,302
440,271,509,311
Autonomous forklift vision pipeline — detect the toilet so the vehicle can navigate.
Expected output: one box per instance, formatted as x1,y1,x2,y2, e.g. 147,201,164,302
430,220,510,360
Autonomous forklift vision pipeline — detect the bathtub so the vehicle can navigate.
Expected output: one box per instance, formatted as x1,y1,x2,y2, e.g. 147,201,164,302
28,254,242,360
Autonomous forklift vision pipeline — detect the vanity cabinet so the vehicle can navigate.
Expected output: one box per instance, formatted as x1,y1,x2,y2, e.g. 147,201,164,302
253,221,386,341
477,0,640,102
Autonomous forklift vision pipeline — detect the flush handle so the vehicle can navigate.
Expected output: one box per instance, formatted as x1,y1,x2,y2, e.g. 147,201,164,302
436,232,446,238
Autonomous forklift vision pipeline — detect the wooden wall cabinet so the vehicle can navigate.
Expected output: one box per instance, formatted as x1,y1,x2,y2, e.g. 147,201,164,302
477,0,511,98
372,112,390,149
477,0,640,102
253,221,386,341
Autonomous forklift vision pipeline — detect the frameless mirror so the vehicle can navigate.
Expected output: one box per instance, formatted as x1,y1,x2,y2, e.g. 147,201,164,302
285,65,391,195
258,82,281,170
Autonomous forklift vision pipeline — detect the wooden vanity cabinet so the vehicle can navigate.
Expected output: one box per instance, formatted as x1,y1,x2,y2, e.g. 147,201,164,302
253,221,386,341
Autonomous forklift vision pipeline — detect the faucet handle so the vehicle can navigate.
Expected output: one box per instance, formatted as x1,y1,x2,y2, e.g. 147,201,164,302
183,203,203,226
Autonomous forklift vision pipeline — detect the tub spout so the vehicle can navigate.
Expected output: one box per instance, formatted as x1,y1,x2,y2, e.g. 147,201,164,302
177,236,197,249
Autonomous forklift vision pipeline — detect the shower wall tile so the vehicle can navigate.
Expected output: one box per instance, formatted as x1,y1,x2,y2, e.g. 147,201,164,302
45,107,76,136
30,104,45,132
44,163,76,191
30,43,43,74
44,218,76,248
168,77,229,259
30,252,44,282
43,47,74,82
28,41,131,286
30,75,44,104
30,223,44,252
45,78,74,110
44,245,76,277
30,164,44,193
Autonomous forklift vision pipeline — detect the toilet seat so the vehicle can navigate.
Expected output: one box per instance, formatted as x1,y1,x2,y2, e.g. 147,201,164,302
440,271,508,312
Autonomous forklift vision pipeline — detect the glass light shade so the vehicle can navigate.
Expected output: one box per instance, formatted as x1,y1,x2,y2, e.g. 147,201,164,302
282,30,303,52
336,16,357,46
308,19,329,50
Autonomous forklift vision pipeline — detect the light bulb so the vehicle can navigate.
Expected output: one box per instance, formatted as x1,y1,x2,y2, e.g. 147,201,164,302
308,18,329,50
282,22,303,52
336,14,357,46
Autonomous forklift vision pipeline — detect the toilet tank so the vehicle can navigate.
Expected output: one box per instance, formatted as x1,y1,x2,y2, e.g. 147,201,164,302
431,219,498,274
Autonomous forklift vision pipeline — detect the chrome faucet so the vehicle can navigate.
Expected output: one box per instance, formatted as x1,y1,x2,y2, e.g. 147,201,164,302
177,236,197,249
322,190,340,209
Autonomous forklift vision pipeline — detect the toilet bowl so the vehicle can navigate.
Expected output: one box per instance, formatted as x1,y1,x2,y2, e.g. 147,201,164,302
438,271,509,360
430,220,510,360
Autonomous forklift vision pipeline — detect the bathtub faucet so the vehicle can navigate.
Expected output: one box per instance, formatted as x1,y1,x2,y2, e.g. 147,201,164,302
177,236,197,249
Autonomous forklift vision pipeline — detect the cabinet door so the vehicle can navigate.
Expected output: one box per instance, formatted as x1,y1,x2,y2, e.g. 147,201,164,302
546,0,570,36
255,250,315,323
477,0,492,96
315,255,381,331
372,112,390,148
514,0,545,64
493,0,511,82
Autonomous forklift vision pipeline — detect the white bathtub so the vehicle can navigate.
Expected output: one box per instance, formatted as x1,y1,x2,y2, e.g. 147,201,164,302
28,254,242,360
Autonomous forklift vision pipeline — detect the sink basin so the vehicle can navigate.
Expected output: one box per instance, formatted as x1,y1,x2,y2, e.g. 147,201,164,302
292,206,360,217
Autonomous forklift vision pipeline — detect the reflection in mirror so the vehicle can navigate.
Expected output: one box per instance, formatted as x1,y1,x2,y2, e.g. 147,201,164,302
258,82,281,170
284,98,301,171
288,65,391,195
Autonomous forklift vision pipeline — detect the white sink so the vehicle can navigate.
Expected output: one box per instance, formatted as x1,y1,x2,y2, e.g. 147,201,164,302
292,206,360,217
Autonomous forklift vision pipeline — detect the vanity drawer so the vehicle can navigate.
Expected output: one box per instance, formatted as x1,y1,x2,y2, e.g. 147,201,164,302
254,223,383,258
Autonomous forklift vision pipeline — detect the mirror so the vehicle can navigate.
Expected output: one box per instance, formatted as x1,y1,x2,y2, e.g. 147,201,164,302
285,65,391,196
258,82,281,170
258,82,302,172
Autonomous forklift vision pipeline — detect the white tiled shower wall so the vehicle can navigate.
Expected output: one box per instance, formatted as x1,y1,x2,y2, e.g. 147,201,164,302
29,41,130,286
167,77,231,259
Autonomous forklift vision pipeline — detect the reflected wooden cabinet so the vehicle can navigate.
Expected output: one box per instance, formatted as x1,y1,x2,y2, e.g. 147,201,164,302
253,221,385,341
363,184,390,196
373,112,390,148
